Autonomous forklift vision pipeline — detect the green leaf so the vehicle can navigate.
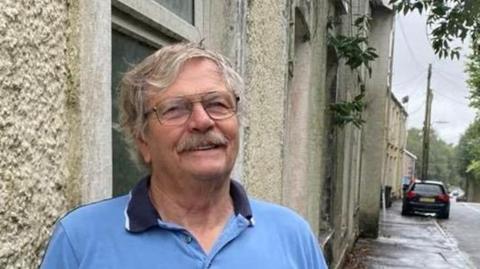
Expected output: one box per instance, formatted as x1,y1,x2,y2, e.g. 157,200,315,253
414,1,424,14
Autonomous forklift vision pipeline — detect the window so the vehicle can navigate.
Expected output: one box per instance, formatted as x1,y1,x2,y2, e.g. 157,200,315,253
413,184,444,195
152,0,194,24
111,30,157,195
111,0,204,195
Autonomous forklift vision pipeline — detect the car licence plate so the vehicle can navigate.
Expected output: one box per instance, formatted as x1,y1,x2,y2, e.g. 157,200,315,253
419,197,435,203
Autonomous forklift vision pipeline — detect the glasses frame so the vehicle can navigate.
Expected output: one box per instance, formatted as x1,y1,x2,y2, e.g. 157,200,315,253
144,91,240,126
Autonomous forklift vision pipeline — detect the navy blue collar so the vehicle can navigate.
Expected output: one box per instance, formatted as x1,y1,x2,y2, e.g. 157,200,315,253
125,176,253,232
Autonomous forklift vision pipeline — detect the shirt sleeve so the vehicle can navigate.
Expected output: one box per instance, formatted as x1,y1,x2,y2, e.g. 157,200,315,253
306,230,328,269
40,222,79,269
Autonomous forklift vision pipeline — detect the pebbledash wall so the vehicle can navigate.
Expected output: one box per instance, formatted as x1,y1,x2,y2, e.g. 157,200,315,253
0,1,111,267
0,1,401,268
0,1,82,267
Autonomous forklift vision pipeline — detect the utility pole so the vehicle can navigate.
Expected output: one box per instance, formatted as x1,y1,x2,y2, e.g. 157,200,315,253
421,64,433,181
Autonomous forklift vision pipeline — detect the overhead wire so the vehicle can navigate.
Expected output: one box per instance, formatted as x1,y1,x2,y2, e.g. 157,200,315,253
393,69,427,88
408,87,427,99
398,16,427,69
433,66,465,79
407,97,426,115
435,69,465,88
432,70,470,99
395,15,470,125
432,89,470,106
394,16,433,103
397,77,429,97
394,69,429,100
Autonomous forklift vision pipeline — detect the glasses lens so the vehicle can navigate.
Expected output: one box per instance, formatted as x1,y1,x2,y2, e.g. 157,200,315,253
155,98,191,125
202,92,237,119
153,91,238,125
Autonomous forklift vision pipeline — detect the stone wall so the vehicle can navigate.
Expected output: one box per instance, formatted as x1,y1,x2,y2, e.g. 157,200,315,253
242,0,289,203
0,1,79,268
360,4,395,238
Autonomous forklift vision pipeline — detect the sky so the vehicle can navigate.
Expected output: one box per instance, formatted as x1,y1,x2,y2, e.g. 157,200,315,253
391,12,476,145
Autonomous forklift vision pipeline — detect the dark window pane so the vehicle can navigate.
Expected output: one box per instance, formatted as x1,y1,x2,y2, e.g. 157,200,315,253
413,184,443,195
153,0,194,24
112,30,157,196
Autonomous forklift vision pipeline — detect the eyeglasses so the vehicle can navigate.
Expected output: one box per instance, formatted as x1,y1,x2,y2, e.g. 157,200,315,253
144,91,239,126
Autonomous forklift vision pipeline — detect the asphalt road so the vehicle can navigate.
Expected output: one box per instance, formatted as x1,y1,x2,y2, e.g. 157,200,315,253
438,201,480,268
346,201,476,268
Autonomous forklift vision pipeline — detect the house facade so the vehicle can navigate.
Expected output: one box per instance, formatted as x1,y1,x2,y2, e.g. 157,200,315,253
384,93,409,200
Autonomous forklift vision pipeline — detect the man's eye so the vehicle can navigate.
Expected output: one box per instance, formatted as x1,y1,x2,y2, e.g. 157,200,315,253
204,98,233,116
206,100,229,109
160,103,189,118
206,99,233,112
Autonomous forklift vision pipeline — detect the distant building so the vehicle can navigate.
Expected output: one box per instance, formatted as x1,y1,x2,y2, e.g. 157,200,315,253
382,93,409,200
402,150,417,190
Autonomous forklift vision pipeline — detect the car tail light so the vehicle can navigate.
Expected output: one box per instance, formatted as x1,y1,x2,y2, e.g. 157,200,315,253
437,194,450,203
406,191,416,199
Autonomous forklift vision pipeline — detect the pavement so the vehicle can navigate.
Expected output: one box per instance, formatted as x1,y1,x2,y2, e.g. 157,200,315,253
344,201,476,269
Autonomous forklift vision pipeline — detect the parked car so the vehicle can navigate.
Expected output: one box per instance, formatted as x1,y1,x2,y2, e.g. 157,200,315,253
402,180,450,219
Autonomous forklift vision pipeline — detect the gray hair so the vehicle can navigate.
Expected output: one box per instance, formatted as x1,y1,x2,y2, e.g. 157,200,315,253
118,42,244,169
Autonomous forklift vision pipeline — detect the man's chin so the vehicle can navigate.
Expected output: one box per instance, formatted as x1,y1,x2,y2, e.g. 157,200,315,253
185,166,232,181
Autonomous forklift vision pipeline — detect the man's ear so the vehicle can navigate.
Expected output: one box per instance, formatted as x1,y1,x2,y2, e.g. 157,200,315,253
136,135,152,165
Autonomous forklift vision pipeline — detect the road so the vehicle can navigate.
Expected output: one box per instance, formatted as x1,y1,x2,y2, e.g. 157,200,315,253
345,200,477,268
438,201,480,268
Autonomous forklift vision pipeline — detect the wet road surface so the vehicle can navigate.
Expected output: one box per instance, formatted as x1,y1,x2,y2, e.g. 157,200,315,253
438,202,480,268
348,201,476,268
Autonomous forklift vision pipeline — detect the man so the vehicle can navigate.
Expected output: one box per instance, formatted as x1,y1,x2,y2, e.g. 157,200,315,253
41,43,328,268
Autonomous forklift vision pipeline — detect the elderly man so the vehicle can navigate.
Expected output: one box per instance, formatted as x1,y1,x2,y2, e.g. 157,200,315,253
41,43,327,268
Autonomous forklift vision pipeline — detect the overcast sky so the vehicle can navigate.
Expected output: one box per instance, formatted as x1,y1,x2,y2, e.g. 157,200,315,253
391,12,476,145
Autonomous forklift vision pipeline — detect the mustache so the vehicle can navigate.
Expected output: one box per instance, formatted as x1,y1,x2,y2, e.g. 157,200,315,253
176,131,229,152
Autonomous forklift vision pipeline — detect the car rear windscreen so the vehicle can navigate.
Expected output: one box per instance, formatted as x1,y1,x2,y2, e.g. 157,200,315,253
413,184,444,195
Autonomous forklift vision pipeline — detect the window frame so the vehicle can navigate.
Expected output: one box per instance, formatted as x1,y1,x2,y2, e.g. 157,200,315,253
112,0,204,46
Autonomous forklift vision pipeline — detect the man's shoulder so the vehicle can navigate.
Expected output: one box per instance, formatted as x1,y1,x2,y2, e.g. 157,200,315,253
58,194,129,229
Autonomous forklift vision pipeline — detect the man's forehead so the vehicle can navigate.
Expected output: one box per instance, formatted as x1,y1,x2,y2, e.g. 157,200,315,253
175,58,222,78
174,70,224,86
159,63,225,92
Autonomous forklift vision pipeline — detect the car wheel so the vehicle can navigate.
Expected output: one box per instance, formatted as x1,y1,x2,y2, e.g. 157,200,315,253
437,208,450,219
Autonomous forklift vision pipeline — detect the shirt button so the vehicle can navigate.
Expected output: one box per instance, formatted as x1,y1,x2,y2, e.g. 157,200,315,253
185,235,193,244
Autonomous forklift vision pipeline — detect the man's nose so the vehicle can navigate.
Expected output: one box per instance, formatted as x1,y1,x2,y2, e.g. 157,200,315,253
187,103,214,132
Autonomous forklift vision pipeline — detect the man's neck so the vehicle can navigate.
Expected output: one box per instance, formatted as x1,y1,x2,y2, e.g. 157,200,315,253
149,174,234,253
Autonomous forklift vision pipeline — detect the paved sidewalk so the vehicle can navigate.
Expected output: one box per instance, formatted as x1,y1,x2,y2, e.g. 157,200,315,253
345,201,476,269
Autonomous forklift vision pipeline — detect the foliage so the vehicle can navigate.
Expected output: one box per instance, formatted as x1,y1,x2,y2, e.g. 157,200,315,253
467,160,480,178
394,0,480,184
457,119,480,181
406,128,463,186
328,34,378,74
466,48,480,109
328,16,379,75
461,39,480,182
329,93,366,128
327,15,378,128
389,0,480,59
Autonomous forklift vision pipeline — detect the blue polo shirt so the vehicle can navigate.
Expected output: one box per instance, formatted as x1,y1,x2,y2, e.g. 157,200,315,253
41,177,327,268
